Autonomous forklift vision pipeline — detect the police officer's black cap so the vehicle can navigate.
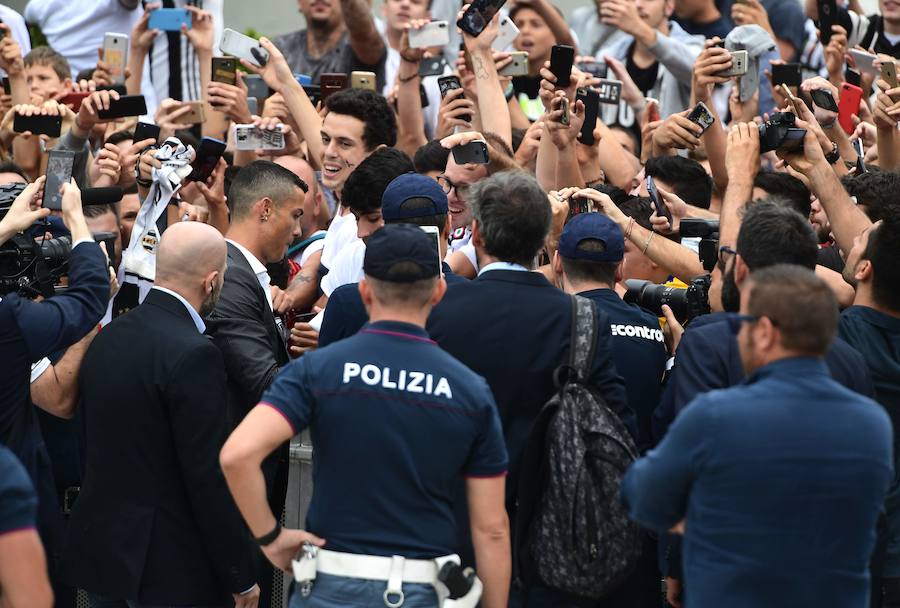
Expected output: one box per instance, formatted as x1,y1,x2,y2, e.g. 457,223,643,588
364,224,440,283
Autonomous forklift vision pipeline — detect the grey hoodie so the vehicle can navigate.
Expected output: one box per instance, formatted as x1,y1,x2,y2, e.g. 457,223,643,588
602,21,704,119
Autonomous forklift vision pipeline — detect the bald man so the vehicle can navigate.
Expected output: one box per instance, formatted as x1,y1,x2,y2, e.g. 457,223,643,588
62,222,261,608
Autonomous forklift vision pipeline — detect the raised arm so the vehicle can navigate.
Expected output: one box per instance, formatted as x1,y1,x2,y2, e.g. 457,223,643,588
342,0,387,67
462,11,513,148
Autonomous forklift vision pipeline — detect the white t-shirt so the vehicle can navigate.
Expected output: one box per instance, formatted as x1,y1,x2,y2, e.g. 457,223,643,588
296,230,327,267
24,0,142,77
321,239,365,297
30,357,50,383
320,209,359,271
381,46,446,140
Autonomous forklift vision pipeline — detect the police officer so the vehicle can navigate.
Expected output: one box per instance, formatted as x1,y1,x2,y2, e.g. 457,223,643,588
220,224,511,608
553,212,667,452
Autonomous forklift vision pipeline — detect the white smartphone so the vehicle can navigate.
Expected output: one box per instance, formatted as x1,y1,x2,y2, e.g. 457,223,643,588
849,48,879,75
220,28,269,67
102,33,129,86
234,124,285,150
499,51,528,77
491,15,519,51
420,225,443,274
408,21,450,49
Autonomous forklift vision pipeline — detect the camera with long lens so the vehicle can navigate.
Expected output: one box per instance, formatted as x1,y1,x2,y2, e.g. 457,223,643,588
624,275,711,322
0,183,77,298
680,218,719,272
758,111,806,154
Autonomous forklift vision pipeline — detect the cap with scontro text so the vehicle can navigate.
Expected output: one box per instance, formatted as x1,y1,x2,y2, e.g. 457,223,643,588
382,173,448,221
363,223,441,283
558,213,624,262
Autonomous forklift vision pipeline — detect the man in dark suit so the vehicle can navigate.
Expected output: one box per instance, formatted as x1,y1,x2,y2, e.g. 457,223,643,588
426,171,632,605
63,222,259,607
206,160,307,606
0,179,108,565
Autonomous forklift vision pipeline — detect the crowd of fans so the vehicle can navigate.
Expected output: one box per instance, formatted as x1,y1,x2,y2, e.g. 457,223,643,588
0,0,899,606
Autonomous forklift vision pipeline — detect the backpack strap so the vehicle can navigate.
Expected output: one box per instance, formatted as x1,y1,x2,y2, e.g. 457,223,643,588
568,296,598,380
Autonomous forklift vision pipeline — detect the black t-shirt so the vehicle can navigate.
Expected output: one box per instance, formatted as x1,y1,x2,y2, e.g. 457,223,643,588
626,43,659,95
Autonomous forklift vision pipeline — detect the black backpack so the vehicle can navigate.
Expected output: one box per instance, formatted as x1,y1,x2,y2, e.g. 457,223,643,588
514,295,642,599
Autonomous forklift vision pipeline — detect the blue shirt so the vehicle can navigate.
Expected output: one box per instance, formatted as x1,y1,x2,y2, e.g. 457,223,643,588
261,320,508,558
622,357,893,608
0,444,37,535
579,288,666,452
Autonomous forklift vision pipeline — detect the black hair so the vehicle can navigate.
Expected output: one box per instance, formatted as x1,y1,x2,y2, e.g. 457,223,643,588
325,88,398,149
106,129,135,148
864,209,900,312
83,203,118,220
591,183,629,205
0,161,30,183
645,156,713,209
737,200,818,271
842,170,900,223
617,196,654,231
413,140,450,175
228,160,308,220
753,171,811,218
343,148,414,215
471,171,550,266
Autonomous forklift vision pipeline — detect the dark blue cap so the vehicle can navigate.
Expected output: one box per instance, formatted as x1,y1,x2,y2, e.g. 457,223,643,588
382,173,448,221
363,223,441,282
558,213,624,262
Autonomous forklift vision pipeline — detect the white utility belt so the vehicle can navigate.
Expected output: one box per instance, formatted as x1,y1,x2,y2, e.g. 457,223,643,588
292,547,482,608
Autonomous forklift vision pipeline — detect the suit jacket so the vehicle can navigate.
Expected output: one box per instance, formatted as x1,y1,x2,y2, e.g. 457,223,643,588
0,241,108,553
62,289,256,605
426,269,633,499
207,242,289,426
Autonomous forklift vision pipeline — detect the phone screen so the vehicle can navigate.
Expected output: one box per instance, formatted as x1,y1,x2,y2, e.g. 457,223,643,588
43,151,75,211
189,138,226,182
420,226,443,275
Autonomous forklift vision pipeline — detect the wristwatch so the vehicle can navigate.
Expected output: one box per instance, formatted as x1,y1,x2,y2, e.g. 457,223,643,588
825,142,841,165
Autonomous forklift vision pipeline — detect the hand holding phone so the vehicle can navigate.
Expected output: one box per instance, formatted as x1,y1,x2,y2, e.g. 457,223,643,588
43,150,76,210
451,138,489,164
219,28,268,67
646,175,672,225
457,0,508,37
408,21,450,49
549,44,575,87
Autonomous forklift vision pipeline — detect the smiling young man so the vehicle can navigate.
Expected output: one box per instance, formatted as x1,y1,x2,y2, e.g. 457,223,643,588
317,88,398,281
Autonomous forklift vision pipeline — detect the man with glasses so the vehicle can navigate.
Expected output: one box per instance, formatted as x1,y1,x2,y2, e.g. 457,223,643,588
622,263,893,608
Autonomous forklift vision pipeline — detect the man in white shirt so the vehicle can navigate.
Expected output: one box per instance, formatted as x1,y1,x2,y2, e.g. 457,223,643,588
24,0,141,77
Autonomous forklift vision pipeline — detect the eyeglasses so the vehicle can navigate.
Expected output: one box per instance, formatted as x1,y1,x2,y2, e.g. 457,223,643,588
718,245,737,270
437,175,470,199
725,313,759,335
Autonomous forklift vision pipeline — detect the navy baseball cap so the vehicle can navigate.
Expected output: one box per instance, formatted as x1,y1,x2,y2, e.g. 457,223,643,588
363,223,440,283
558,213,624,262
382,173,448,221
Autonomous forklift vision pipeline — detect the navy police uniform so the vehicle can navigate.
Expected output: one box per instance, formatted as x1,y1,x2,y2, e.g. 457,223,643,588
559,213,667,453
0,443,38,536
319,172,466,347
261,224,508,607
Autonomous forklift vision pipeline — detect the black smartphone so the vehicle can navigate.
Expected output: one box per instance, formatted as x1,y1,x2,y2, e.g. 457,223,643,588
319,73,348,102
771,63,802,87
810,88,839,112
419,56,448,77
686,101,716,135
452,139,489,164
211,57,237,85
575,60,606,80
818,0,837,46
188,137,227,182
854,138,866,173
576,87,600,146
42,150,76,211
13,113,62,137
438,75,471,122
1,77,9,95
596,79,622,105
244,74,271,100
97,94,148,119
646,175,672,224
550,44,575,88
457,0,507,37
133,121,161,145
845,66,862,88
420,83,430,108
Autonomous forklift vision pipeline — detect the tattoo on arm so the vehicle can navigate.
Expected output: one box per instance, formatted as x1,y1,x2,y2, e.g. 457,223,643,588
472,54,490,81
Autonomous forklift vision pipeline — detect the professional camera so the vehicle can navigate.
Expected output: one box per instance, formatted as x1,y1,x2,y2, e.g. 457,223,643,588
758,111,806,154
680,218,719,272
624,275,711,322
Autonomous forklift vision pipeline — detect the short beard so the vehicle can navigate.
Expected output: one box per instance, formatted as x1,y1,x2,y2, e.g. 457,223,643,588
721,263,741,313
199,282,222,317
